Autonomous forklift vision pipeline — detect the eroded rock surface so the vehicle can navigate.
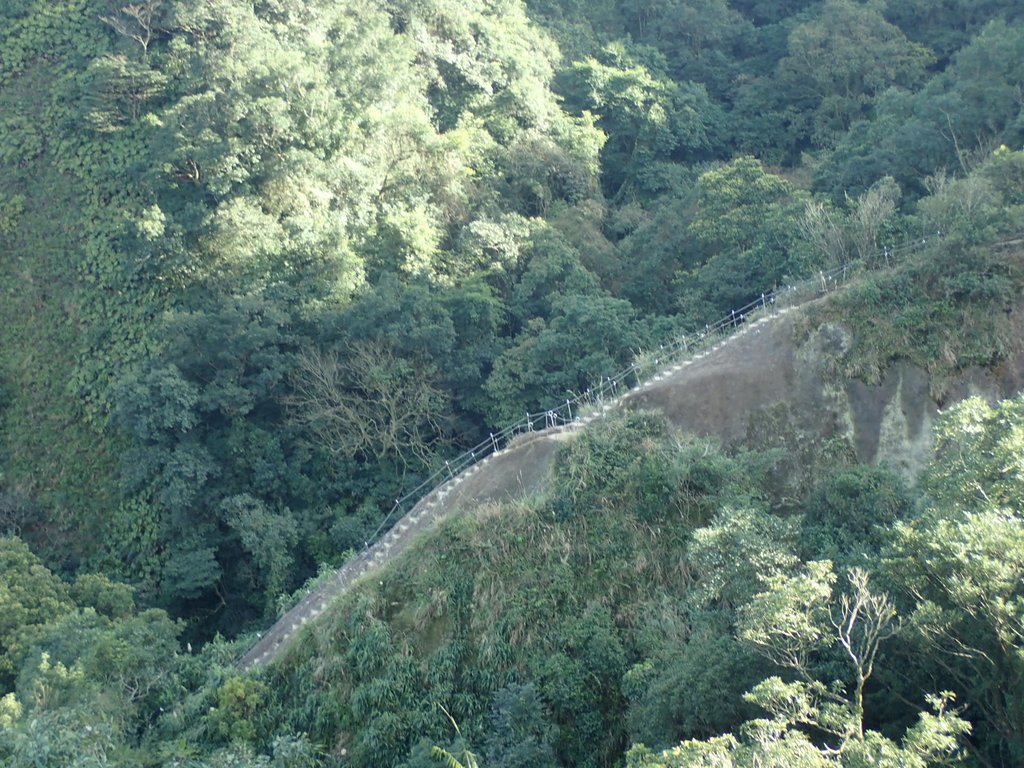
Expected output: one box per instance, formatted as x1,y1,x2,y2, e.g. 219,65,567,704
241,300,1024,668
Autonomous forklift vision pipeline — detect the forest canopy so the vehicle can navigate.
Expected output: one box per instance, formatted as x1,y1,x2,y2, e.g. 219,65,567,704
1,0,1024,765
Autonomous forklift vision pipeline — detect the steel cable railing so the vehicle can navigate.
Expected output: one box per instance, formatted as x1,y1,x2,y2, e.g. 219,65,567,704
358,232,945,549
240,229,962,666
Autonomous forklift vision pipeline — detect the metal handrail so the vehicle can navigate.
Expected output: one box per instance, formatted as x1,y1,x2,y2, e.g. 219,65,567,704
357,232,946,560
239,229,960,666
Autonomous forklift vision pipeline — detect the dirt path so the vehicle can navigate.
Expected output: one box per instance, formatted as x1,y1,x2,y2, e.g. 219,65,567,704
237,305,797,670
237,426,578,669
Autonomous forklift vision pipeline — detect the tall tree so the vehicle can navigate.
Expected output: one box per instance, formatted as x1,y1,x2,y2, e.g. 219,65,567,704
774,0,932,149
892,395,1024,764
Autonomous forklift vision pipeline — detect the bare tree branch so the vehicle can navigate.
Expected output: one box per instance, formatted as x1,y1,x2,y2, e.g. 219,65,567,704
287,342,451,470
101,1,162,54
830,568,900,743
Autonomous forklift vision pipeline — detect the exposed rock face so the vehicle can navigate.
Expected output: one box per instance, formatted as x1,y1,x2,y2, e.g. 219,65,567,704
241,300,1024,667
623,307,1024,487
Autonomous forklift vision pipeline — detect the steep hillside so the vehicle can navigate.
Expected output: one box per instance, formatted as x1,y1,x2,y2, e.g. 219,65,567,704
216,240,1024,768
3,1,1024,765
240,238,1024,669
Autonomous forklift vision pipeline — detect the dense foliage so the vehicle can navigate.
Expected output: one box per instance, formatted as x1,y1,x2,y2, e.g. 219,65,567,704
2,0,1024,765
8,399,1024,766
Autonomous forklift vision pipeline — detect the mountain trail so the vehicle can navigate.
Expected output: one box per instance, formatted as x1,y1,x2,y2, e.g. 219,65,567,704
238,304,797,669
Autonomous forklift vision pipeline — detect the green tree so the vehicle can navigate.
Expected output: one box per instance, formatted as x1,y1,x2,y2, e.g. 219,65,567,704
0,538,74,687
800,466,913,569
481,683,558,768
819,19,1024,198
0,702,122,768
775,0,932,149
621,0,752,100
689,156,794,256
537,606,627,768
677,156,810,321
222,494,299,615
613,187,702,314
207,676,271,744
558,42,724,200
69,573,135,620
624,612,765,748
688,506,800,611
892,395,1024,764
884,0,1023,63
626,565,970,767
728,0,815,25
484,292,641,425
